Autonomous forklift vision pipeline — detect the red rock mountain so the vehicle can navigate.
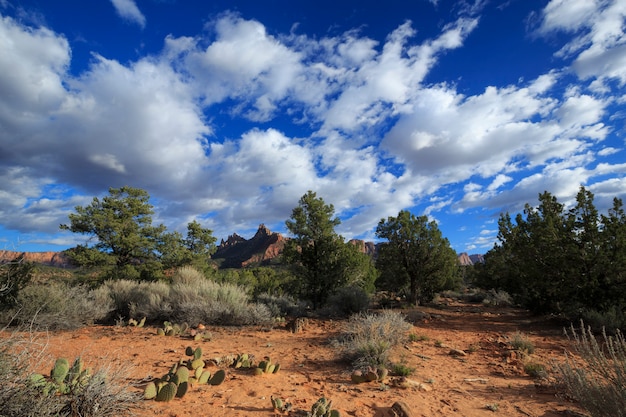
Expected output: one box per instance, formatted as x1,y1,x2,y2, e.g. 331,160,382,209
0,250,70,267
212,224,287,268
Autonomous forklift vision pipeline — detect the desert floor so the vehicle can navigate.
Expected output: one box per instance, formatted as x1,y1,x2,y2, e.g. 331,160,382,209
18,299,589,417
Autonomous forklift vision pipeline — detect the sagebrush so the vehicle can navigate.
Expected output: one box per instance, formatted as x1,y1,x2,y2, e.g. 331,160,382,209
334,310,412,368
556,322,626,417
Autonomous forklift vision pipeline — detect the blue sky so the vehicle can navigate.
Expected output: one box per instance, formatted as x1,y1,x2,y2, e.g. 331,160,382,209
1,0,625,255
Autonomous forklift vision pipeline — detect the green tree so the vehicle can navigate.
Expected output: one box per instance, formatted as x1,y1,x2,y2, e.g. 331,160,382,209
283,191,371,308
60,186,216,280
60,187,163,276
375,210,459,305
598,197,626,310
158,220,217,271
478,186,626,317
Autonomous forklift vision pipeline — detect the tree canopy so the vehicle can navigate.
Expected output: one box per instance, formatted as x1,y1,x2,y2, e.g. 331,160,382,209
283,191,377,307
60,186,216,280
476,186,626,319
375,210,460,305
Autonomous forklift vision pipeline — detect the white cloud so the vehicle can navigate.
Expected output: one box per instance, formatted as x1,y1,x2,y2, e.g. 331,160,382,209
110,0,146,28
537,0,626,84
0,15,68,119
1,4,625,252
538,0,600,34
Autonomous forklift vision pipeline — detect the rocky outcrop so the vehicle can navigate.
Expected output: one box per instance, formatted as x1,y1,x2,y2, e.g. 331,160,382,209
458,252,486,266
469,254,485,264
0,250,71,267
349,239,378,257
212,224,287,268
457,252,473,266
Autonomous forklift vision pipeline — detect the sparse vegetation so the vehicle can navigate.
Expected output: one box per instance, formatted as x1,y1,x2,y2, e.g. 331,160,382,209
334,310,412,368
556,322,626,417
1,281,112,329
509,332,535,354
523,362,547,378
485,403,499,412
391,362,414,376
409,333,429,342
0,330,138,417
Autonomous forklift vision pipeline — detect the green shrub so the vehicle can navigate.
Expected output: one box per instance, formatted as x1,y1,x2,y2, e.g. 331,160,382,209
391,362,415,376
509,332,535,354
255,293,306,317
95,279,170,323
335,311,412,368
580,306,626,335
323,285,371,317
556,322,626,417
523,362,547,378
408,333,429,342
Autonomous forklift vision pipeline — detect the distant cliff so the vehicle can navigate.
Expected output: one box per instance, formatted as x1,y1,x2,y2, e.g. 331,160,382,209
0,250,71,267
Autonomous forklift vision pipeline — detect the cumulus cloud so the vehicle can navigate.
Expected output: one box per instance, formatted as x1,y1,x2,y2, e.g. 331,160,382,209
537,0,626,85
1,3,625,252
110,0,146,28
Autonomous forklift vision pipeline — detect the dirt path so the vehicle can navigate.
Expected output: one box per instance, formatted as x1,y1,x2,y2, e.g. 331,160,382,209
14,301,586,417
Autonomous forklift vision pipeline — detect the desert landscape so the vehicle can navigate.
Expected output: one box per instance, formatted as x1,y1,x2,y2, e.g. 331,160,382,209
20,298,587,417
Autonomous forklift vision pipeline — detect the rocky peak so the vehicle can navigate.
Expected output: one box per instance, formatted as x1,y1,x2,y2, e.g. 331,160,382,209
212,224,287,268
252,224,272,239
218,233,246,249
457,252,473,266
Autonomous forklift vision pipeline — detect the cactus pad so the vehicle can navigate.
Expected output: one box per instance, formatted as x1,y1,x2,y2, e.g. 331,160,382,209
155,381,177,402
175,366,189,383
209,369,226,385
50,358,69,384
143,382,157,400
198,370,212,384
175,381,188,398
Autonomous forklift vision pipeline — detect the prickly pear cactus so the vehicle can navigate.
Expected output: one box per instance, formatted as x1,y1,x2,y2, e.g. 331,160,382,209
143,381,158,400
309,397,341,417
193,347,203,361
155,381,177,402
175,366,189,383
50,358,70,384
209,369,226,386
175,381,188,398
198,370,212,384
254,357,280,375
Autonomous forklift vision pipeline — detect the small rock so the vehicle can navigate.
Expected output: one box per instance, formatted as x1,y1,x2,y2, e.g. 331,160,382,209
391,401,413,417
449,348,467,357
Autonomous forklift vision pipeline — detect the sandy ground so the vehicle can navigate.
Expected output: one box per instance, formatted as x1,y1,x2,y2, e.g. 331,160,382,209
15,300,588,417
